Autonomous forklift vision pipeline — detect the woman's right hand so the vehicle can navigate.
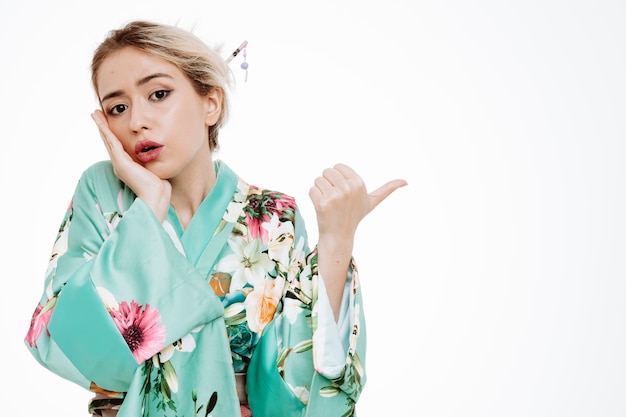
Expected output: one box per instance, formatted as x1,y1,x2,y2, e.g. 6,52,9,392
91,109,172,222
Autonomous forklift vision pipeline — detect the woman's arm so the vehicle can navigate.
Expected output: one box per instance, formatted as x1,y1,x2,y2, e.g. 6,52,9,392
310,163,407,320
24,163,221,392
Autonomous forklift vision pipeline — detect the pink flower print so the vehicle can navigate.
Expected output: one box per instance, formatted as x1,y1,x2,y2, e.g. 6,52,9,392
109,301,166,363
244,188,297,243
241,405,252,417
25,298,55,348
273,194,296,211
246,213,271,242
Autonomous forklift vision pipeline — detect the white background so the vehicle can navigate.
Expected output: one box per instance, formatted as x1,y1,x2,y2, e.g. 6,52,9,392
1,1,625,416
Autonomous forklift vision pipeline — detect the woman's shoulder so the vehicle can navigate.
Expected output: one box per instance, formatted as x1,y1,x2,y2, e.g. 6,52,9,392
80,160,115,179
245,184,298,221
218,159,297,207
77,160,125,192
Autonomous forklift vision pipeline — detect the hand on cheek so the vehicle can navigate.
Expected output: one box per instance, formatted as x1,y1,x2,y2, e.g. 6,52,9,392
91,109,172,222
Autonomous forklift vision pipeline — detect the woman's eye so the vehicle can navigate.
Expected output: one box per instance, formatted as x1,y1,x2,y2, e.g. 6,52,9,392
150,90,171,101
109,104,127,115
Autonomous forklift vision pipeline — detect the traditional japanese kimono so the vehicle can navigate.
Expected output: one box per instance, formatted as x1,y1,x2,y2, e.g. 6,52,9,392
25,159,366,417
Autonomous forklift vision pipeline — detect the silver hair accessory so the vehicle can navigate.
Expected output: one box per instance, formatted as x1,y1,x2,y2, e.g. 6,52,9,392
241,48,248,82
226,40,249,82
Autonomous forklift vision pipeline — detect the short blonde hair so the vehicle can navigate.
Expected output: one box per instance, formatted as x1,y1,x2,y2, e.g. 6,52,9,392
91,20,232,150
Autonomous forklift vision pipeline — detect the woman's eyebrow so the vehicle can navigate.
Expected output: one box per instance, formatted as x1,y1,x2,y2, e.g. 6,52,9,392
100,73,174,103
137,72,173,87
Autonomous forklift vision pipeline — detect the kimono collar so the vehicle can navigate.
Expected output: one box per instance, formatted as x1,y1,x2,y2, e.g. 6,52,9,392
167,160,239,265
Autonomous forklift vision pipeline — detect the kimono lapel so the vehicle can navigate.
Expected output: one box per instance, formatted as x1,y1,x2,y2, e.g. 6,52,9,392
166,160,247,276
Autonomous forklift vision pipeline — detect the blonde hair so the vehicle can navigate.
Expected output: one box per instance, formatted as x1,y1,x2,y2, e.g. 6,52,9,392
91,20,232,150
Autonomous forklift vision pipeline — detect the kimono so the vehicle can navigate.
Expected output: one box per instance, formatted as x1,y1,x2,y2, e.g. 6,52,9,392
25,159,366,417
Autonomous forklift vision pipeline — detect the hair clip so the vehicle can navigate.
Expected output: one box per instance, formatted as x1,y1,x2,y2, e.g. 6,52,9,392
226,40,248,63
226,41,249,82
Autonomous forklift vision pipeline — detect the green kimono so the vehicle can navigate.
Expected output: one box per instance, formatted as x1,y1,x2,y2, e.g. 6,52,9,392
25,160,366,416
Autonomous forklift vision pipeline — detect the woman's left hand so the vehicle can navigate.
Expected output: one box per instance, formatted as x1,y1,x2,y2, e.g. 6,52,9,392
309,163,407,318
309,163,407,241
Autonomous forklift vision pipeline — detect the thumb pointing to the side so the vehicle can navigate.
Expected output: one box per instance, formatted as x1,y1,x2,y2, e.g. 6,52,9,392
368,179,408,212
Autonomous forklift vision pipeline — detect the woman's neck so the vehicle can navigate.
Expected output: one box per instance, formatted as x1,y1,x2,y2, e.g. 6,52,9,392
169,157,217,230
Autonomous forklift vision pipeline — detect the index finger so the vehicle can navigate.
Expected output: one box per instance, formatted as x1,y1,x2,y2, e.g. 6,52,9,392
332,163,359,180
90,109,124,156
91,109,110,134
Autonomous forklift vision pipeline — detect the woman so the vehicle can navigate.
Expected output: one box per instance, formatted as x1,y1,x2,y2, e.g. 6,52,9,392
25,20,406,417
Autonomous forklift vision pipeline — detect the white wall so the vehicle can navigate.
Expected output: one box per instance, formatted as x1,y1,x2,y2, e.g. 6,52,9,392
2,1,625,416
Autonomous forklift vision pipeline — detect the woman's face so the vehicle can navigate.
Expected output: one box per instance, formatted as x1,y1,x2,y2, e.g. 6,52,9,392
95,46,221,180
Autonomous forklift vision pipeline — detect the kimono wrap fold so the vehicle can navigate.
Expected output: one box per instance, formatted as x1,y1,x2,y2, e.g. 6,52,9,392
25,159,367,417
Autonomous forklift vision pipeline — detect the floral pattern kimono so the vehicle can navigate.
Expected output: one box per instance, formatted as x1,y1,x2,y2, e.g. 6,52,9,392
25,160,366,417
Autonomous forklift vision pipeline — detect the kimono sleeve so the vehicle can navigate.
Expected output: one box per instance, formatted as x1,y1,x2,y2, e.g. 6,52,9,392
310,256,367,403
247,207,367,417
294,207,367,403
24,161,223,393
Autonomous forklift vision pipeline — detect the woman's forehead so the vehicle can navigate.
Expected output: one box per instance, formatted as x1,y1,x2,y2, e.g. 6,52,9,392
96,47,180,94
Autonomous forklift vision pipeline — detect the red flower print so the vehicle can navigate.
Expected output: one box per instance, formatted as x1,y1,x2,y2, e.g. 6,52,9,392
244,188,296,242
241,405,252,417
109,301,166,363
25,300,55,348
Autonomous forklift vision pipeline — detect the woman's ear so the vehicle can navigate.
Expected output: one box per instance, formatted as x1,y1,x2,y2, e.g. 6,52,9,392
205,88,223,126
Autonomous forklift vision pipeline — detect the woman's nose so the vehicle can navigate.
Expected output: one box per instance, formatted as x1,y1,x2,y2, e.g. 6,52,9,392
129,102,151,132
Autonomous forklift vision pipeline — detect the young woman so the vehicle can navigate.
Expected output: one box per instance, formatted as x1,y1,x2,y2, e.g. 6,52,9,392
25,20,406,417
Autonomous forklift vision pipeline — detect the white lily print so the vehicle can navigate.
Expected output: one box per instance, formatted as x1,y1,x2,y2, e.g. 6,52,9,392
159,332,197,363
286,236,306,282
262,213,294,266
215,237,275,290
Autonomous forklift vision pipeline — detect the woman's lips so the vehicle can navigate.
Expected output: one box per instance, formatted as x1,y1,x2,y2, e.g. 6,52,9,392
135,140,164,163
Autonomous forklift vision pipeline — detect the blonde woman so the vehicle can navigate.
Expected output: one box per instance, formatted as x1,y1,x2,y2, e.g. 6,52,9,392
25,20,406,417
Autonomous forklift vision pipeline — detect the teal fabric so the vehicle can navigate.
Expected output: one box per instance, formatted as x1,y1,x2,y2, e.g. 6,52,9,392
25,159,367,416
247,319,307,417
48,264,138,392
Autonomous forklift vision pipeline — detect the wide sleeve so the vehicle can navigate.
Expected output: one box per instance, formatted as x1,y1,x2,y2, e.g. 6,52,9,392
247,205,366,417
292,207,367,402
24,161,224,393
